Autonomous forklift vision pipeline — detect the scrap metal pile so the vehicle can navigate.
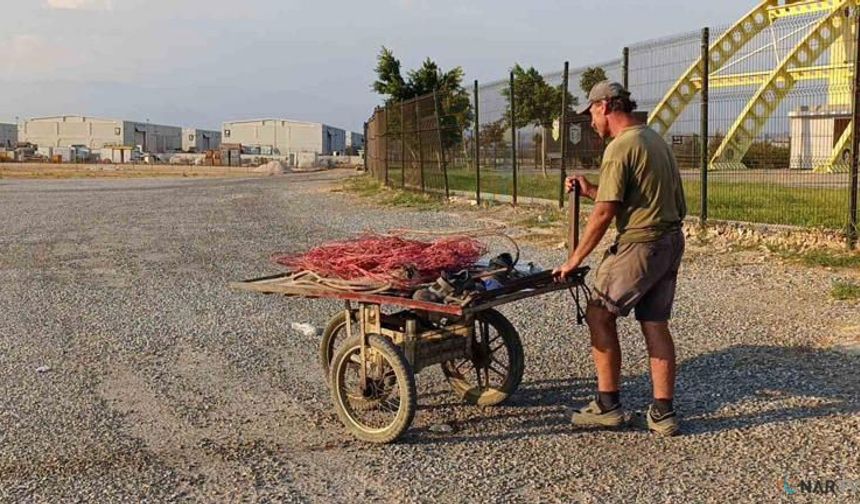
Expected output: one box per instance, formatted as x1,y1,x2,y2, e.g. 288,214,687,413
271,231,533,301
273,233,487,291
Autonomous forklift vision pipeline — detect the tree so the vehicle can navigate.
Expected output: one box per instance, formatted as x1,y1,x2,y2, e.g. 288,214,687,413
580,67,608,96
479,119,507,169
406,58,464,98
372,47,409,103
501,64,577,176
372,47,472,154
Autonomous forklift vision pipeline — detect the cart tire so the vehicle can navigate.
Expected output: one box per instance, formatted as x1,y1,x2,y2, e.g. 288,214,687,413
330,334,416,444
441,309,524,406
319,310,358,384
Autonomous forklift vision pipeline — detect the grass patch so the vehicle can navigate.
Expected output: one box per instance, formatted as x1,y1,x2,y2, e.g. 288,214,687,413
340,174,442,210
798,249,860,269
765,246,860,269
445,169,598,202
515,207,567,229
392,166,851,229
340,174,385,197
368,164,856,232
682,180,850,229
381,190,442,209
831,280,860,301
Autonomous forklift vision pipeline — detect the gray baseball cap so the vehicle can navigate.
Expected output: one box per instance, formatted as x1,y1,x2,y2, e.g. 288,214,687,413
576,80,631,115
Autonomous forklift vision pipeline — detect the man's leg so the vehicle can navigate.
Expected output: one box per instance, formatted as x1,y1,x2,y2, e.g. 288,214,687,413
640,320,680,435
640,321,675,401
633,231,684,435
586,302,622,395
570,301,625,427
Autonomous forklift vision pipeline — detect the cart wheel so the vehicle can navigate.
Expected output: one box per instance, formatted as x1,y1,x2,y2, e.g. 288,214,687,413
319,310,358,384
330,334,417,443
441,309,524,406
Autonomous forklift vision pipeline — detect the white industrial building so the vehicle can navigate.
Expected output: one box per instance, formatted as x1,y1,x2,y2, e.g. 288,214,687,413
345,131,365,153
222,119,347,157
21,116,182,153
0,123,17,148
789,105,850,170
182,128,221,152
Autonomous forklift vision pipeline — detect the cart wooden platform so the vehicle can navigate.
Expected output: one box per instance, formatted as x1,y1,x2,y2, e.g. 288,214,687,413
231,267,590,443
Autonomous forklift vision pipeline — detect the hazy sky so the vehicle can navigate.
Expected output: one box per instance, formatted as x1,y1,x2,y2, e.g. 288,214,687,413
0,0,756,131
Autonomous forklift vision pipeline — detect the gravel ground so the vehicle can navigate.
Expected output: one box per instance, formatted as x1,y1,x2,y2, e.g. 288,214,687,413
1,170,858,503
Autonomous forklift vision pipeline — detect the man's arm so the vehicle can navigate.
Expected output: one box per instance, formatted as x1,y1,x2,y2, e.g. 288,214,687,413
553,201,619,279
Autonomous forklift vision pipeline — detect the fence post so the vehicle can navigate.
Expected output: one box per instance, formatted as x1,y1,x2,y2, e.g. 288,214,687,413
383,108,390,186
701,27,710,226
474,80,481,205
363,121,368,173
400,101,406,188
416,102,424,192
622,47,630,89
433,89,450,201
559,61,569,209
850,13,860,248
510,71,518,207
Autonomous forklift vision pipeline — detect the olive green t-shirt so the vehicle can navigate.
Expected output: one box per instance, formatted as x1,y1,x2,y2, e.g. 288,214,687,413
595,124,687,244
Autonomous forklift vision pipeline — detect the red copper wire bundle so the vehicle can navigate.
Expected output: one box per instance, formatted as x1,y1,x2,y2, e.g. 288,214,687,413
273,234,487,288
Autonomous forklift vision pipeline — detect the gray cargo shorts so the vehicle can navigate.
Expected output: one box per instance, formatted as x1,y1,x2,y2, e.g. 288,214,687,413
592,229,685,321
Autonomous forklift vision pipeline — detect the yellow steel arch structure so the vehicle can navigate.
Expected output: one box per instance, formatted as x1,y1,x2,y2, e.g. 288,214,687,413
647,0,779,137
647,0,857,173
820,121,853,171
711,0,856,170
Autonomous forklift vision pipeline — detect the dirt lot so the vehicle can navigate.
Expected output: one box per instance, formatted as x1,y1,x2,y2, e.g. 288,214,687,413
0,162,273,179
0,170,857,502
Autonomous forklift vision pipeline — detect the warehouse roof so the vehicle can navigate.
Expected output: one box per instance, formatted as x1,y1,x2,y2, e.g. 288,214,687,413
27,115,122,122
26,115,184,126
24,116,219,131
223,118,342,128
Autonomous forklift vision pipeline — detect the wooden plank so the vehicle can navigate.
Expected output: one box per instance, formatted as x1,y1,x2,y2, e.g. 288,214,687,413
231,267,589,317
467,267,589,304
230,278,465,316
464,279,586,314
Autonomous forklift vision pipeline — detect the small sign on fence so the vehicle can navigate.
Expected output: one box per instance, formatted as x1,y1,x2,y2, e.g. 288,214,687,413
570,124,582,145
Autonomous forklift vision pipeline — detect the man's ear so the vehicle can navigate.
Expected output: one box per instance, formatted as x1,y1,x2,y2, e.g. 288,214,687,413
602,100,613,115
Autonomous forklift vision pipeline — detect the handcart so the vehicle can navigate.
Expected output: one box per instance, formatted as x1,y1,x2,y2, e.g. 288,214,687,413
231,191,589,443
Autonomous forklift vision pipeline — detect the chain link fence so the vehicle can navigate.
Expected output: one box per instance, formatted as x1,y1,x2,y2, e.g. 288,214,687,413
367,4,860,247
